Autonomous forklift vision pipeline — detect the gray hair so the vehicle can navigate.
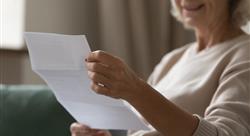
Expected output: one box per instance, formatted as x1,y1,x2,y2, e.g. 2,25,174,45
170,0,250,27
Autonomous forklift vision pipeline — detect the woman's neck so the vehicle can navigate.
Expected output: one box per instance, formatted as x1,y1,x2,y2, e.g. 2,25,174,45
194,22,244,52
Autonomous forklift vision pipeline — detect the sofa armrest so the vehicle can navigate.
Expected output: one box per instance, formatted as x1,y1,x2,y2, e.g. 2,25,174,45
0,85,75,136
0,85,127,136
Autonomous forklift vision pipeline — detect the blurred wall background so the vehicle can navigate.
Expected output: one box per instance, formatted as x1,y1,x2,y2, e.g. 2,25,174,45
7,0,250,84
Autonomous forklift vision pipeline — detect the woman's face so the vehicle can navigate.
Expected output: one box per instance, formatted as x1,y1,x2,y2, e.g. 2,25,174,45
174,0,230,29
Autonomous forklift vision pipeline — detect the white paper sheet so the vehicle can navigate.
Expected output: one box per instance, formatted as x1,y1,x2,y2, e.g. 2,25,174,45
24,32,148,130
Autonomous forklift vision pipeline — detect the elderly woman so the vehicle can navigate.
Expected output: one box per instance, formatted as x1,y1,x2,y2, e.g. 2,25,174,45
71,0,250,135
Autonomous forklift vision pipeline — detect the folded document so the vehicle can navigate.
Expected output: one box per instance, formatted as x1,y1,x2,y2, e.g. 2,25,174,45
24,32,148,130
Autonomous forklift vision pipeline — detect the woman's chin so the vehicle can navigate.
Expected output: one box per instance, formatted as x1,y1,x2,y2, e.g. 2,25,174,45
183,18,202,29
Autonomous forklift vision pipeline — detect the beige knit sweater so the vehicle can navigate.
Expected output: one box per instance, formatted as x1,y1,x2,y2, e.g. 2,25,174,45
129,34,250,136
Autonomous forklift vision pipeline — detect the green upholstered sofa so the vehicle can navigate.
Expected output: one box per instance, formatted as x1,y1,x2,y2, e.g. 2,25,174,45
0,85,126,136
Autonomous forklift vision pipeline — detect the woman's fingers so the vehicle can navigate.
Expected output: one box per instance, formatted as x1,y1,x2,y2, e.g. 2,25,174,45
85,50,143,100
91,81,120,99
88,71,112,88
70,123,111,136
70,123,91,136
86,50,120,68
86,62,115,79
91,82,113,97
85,50,125,81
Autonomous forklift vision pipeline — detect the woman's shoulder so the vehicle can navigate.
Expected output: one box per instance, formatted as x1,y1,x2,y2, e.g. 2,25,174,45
220,35,250,81
226,34,250,63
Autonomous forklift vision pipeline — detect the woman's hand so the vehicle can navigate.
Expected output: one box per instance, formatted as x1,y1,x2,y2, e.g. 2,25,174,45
70,123,112,136
85,50,146,101
84,51,199,136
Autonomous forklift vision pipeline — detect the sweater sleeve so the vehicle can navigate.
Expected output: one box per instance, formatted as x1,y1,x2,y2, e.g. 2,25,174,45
129,43,250,136
130,61,250,136
193,61,250,136
127,46,190,136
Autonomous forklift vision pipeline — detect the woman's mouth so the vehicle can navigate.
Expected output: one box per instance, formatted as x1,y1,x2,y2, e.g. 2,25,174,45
183,4,204,11
182,4,205,17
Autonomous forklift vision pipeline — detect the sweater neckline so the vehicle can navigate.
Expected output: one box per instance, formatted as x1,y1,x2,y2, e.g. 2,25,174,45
190,34,249,56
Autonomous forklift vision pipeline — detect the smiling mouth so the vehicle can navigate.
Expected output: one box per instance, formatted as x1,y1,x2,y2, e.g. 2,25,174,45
183,4,204,11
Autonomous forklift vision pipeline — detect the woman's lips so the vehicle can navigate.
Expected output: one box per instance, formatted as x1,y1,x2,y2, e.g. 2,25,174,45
182,4,204,17
183,4,204,11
